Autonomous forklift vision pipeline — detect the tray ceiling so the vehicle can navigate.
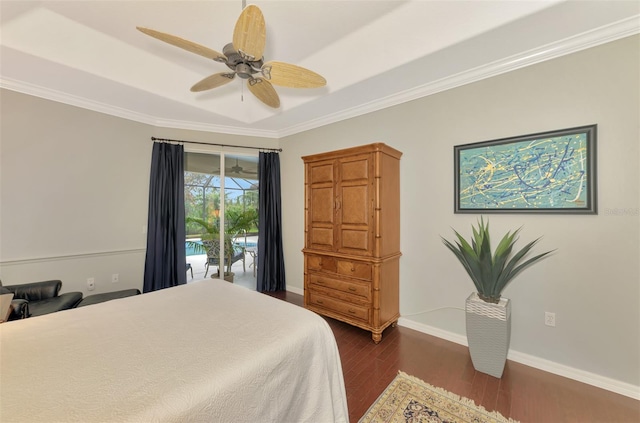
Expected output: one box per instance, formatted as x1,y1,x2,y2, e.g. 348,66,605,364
1,1,638,138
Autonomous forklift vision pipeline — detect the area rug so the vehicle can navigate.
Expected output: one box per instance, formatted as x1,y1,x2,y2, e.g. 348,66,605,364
359,371,518,423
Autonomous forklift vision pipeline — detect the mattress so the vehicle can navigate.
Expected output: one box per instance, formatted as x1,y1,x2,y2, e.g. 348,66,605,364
0,279,348,422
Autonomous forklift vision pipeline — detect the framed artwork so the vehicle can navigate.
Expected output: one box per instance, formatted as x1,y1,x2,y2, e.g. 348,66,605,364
454,124,597,214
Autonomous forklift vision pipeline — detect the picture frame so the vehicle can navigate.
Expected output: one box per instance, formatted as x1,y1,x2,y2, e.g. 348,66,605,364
454,124,597,214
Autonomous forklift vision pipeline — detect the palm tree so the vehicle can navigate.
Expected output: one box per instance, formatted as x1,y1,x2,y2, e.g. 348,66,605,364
186,210,258,275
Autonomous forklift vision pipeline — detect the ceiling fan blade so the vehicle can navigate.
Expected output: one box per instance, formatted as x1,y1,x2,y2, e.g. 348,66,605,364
191,72,236,92
137,27,226,62
247,78,280,108
262,61,326,88
232,5,266,61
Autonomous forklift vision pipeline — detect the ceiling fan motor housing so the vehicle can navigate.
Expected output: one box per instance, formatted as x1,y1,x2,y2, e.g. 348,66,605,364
223,43,263,78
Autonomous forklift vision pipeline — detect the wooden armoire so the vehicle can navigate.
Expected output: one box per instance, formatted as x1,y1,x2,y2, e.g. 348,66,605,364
302,143,402,343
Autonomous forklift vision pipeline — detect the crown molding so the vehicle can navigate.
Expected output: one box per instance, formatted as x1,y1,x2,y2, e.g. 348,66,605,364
2,16,638,139
277,15,640,137
0,77,279,138
0,77,159,126
153,117,279,139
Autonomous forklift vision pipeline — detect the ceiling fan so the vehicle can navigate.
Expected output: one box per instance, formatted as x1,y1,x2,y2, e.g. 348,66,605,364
137,4,326,108
227,158,257,175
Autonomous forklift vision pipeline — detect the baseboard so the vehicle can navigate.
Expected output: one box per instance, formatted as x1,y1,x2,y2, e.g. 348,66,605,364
398,317,468,346
397,317,640,400
286,286,304,296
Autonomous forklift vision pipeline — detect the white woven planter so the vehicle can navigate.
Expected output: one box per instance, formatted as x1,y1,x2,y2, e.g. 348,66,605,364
465,292,511,378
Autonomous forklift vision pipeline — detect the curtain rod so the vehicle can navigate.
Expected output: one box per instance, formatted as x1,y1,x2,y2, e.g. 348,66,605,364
151,137,282,152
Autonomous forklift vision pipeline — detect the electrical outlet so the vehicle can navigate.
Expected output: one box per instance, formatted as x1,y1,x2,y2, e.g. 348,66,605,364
87,277,95,291
111,273,119,283
545,311,556,327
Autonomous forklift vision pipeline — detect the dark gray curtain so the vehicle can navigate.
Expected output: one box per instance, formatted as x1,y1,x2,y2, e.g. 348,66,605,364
143,142,186,293
257,152,286,292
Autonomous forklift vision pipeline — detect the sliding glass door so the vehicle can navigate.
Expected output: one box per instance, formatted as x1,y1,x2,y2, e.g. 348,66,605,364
184,152,259,285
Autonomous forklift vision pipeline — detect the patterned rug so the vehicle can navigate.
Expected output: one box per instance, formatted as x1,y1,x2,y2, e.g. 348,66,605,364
359,371,518,423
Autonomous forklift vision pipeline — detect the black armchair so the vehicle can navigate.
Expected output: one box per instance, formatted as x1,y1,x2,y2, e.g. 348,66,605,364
0,280,83,320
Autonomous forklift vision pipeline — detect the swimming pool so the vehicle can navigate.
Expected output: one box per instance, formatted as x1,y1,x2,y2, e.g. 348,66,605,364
186,239,257,256
185,240,204,256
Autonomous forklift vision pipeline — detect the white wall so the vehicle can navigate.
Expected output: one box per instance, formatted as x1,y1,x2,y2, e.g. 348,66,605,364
0,90,276,296
280,35,640,390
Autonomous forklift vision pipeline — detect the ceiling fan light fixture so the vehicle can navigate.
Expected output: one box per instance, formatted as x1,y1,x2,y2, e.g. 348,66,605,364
235,63,254,79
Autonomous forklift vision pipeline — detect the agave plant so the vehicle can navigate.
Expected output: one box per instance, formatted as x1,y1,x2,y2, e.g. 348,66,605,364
441,217,554,303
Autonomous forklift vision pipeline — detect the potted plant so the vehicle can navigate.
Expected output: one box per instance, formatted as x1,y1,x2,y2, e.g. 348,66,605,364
186,210,258,282
186,216,220,243
441,217,554,377
225,208,258,245
185,216,233,281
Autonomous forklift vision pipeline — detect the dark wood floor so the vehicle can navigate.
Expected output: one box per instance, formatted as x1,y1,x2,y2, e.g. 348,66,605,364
268,290,640,423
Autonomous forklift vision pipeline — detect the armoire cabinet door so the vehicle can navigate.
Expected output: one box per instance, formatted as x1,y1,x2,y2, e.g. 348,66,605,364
306,159,335,251
336,153,374,256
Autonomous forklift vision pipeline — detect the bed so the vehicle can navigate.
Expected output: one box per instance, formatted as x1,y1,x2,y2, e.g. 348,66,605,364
0,279,349,422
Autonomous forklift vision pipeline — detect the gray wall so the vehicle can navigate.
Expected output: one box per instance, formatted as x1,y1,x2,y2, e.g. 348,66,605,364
1,35,637,393
0,90,276,295
280,35,639,388
0,91,151,293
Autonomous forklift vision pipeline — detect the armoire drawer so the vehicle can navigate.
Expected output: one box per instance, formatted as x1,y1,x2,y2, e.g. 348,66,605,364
336,260,372,280
308,292,370,324
306,255,337,273
308,274,370,302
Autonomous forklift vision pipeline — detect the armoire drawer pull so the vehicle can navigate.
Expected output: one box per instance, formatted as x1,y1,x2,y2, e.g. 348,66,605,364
348,309,356,314
316,299,324,304
348,287,357,292
316,279,325,284
351,267,355,272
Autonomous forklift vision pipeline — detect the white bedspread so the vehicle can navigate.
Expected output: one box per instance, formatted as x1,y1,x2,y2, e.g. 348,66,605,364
0,280,348,422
